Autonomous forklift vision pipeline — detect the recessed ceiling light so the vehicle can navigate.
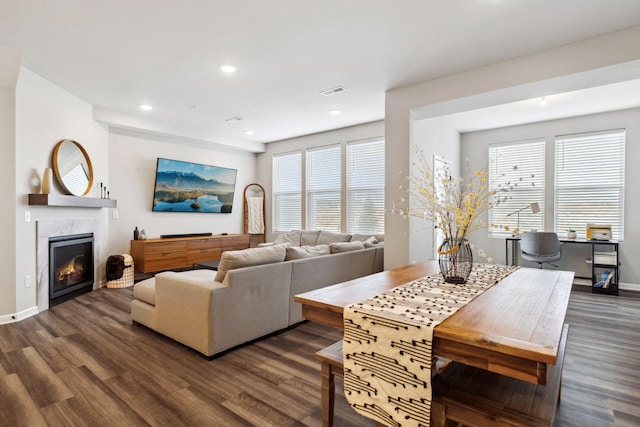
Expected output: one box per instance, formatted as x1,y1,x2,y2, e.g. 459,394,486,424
220,64,237,73
244,130,255,136
329,109,341,116
139,104,152,111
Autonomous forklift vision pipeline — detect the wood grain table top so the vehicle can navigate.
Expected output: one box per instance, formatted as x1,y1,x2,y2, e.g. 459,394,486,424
294,261,574,384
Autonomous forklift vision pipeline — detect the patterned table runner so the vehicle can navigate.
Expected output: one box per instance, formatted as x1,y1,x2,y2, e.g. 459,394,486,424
343,263,518,427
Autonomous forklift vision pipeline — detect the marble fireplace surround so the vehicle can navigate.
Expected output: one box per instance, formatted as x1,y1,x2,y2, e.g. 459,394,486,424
36,219,102,311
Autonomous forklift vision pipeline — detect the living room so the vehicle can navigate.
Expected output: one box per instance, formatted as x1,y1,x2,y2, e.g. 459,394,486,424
2,2,640,425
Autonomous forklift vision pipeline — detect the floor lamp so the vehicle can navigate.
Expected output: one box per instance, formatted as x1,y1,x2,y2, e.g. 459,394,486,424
507,202,540,236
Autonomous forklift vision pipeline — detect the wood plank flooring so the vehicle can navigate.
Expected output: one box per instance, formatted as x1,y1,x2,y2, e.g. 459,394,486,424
0,286,638,426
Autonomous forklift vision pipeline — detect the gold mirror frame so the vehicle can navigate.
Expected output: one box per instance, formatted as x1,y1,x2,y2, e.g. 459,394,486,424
52,139,94,196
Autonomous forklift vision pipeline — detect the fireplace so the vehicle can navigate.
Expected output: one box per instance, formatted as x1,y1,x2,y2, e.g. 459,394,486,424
49,233,94,307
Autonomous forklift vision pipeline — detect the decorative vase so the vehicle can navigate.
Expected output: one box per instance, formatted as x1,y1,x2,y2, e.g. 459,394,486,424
567,230,577,239
42,167,52,194
437,238,473,284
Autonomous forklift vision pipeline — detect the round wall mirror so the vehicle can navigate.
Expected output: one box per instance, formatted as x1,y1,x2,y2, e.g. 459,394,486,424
52,139,94,196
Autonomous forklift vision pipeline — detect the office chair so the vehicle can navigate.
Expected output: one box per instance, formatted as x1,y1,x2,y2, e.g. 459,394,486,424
520,232,562,269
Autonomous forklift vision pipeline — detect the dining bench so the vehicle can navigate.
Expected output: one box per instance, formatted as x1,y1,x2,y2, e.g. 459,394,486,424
315,323,568,427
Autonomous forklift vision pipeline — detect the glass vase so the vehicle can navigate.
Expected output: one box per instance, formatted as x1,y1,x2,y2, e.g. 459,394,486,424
437,238,473,284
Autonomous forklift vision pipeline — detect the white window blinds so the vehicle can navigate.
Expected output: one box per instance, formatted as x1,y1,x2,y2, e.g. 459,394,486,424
273,151,301,232
307,145,341,232
554,129,625,240
347,139,385,234
489,139,546,237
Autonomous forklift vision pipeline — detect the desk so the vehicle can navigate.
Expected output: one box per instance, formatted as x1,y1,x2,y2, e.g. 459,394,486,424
505,236,619,295
294,261,573,385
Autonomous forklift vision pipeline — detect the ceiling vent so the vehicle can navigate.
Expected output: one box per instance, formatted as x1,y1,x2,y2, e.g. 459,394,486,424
225,116,243,122
320,86,346,96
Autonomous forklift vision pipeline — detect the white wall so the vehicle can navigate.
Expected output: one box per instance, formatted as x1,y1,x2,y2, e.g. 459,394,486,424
255,121,384,242
385,25,640,269
409,117,460,264
461,107,640,287
0,85,16,317
107,130,257,257
14,68,110,315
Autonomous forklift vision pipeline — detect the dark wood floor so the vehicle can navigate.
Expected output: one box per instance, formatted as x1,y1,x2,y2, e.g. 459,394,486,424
0,286,638,426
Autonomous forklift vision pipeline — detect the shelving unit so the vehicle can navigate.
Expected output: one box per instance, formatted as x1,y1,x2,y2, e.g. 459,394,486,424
590,241,619,295
505,237,620,296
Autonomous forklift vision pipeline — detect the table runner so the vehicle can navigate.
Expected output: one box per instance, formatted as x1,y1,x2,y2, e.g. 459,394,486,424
343,263,518,427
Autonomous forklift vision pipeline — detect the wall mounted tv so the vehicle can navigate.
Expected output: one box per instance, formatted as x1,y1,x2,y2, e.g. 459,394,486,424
152,158,238,213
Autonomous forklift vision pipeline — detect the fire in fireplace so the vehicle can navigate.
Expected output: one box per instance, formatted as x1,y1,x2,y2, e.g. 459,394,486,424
49,233,94,307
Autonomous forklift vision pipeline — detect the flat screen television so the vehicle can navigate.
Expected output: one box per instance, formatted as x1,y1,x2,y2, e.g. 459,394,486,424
151,158,238,213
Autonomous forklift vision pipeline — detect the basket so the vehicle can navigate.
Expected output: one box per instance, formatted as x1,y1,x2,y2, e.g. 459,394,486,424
106,254,135,288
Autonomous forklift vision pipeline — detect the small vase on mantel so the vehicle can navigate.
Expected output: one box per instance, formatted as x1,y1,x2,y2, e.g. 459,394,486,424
41,167,52,194
437,238,473,284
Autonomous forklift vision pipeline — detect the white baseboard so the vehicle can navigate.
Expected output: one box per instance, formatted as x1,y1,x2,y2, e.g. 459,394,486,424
0,305,39,325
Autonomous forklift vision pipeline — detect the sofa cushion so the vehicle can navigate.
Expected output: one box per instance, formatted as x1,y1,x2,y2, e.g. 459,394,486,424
329,241,365,254
273,231,301,246
285,244,330,260
316,231,352,245
215,245,287,283
133,277,156,306
299,230,321,246
362,236,379,248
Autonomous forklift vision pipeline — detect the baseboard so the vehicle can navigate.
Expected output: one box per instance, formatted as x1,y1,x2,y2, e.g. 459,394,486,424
0,305,39,325
620,282,640,292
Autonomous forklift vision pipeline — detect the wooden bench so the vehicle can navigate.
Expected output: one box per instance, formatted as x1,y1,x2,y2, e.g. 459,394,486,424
314,324,568,427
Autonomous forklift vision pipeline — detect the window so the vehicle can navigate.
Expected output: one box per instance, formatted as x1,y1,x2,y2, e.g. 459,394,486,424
306,145,341,232
272,152,301,231
555,129,625,240
489,139,546,237
347,139,385,234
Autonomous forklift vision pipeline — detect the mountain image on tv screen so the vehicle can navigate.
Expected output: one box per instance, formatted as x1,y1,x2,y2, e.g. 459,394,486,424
152,158,238,213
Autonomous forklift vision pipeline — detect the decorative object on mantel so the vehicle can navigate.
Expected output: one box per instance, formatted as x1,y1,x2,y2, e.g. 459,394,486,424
392,147,534,284
41,167,52,194
52,139,94,196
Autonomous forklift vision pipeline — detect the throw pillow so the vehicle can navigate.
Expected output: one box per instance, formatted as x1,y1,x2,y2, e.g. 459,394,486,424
284,244,330,261
214,245,286,283
273,231,301,246
329,241,365,254
363,236,378,248
316,231,352,245
350,233,374,242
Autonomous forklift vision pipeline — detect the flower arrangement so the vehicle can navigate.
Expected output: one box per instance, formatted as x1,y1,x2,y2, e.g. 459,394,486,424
391,147,534,268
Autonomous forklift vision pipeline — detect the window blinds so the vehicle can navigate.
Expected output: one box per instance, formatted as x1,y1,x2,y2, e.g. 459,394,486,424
272,151,302,231
554,129,625,240
347,139,385,234
489,139,546,237
307,145,341,232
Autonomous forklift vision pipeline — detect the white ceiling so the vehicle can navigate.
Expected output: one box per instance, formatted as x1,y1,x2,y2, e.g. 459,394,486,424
2,0,640,147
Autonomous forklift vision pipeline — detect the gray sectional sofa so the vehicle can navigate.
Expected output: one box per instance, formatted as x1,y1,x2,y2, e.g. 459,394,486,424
131,230,384,358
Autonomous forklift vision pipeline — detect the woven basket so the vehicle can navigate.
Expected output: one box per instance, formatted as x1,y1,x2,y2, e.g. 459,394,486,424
106,254,135,288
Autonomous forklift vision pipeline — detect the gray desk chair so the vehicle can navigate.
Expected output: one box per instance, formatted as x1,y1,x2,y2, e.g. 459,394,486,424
520,232,562,269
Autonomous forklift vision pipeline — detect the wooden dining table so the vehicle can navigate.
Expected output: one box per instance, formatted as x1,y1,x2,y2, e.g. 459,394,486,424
294,261,574,386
